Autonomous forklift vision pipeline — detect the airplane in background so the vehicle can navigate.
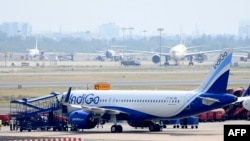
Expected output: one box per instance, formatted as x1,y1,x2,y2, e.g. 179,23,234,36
59,49,250,133
95,49,123,62
126,43,221,66
27,39,40,59
26,39,50,61
95,46,126,62
235,85,250,111
26,39,74,61
95,46,140,62
239,50,250,62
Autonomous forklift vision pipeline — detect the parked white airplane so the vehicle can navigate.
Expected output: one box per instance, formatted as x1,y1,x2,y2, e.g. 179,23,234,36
126,43,221,66
27,39,40,58
60,49,250,133
95,46,142,62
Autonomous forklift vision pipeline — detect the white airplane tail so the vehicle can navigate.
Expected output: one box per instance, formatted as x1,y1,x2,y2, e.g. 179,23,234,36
35,38,38,49
195,49,233,93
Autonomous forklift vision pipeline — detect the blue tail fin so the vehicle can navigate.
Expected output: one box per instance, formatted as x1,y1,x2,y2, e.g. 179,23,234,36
242,85,250,97
62,87,71,104
196,49,233,93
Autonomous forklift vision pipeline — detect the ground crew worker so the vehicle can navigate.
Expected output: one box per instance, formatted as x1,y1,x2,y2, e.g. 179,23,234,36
10,119,13,131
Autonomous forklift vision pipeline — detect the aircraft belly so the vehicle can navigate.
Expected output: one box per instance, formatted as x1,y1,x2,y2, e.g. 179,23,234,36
127,103,184,118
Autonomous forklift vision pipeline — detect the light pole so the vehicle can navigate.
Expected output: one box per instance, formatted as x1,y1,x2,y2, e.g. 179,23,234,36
157,28,164,66
143,30,147,39
85,30,90,40
128,27,134,39
122,28,127,46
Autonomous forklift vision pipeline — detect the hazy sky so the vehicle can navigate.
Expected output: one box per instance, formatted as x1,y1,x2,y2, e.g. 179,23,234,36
1,0,250,35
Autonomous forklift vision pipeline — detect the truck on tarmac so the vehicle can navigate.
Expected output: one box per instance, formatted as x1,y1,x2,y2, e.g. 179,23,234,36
0,114,10,126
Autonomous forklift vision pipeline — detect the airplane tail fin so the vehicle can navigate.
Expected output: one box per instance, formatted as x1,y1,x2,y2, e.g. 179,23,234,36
242,85,250,97
35,38,38,49
195,49,233,93
61,87,71,104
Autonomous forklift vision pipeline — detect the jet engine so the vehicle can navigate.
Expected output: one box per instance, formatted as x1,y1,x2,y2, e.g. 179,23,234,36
127,120,153,128
105,50,116,58
69,110,98,130
194,54,206,63
152,54,161,64
243,99,250,111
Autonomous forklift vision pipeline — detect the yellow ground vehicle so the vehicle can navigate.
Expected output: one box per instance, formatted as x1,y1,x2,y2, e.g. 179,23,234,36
94,82,110,90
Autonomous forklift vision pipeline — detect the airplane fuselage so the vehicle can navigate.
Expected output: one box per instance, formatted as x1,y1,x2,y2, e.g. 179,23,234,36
28,48,40,57
65,90,236,120
169,44,187,60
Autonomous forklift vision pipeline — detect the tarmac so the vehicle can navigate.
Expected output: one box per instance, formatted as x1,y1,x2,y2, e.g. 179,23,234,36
0,120,249,141
0,55,249,141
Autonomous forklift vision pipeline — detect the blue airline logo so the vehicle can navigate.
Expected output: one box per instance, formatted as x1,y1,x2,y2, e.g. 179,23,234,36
213,51,228,69
69,93,100,104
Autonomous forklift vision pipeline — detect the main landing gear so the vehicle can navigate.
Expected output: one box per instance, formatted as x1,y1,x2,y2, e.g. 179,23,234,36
148,123,163,132
111,124,123,133
188,56,194,66
164,56,170,66
110,115,123,133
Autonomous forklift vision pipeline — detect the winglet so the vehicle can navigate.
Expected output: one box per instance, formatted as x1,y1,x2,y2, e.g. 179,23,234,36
196,49,233,93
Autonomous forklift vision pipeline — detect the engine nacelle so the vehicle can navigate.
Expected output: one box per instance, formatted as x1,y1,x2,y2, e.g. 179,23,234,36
69,110,98,129
152,54,161,64
105,50,115,58
194,54,206,63
127,120,153,128
240,56,248,62
243,99,250,111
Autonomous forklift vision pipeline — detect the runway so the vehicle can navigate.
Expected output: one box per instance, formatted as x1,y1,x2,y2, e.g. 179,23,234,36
0,79,250,88
0,120,249,141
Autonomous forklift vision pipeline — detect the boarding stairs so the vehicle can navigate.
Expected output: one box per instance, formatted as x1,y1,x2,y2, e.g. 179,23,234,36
10,92,62,119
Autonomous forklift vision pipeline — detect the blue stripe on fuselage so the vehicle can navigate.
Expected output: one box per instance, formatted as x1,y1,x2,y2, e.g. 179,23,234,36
171,93,236,119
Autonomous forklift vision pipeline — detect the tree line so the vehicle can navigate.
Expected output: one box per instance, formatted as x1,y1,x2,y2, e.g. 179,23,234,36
0,31,250,54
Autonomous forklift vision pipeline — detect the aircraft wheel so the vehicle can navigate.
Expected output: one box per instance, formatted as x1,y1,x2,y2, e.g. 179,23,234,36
116,125,123,133
154,124,162,131
111,125,122,133
149,124,161,132
164,62,169,66
111,125,116,133
149,125,155,132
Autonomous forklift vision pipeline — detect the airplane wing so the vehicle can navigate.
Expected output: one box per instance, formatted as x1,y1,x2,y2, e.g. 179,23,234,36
124,49,170,56
185,49,221,57
69,104,124,115
186,45,206,49
62,87,128,117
